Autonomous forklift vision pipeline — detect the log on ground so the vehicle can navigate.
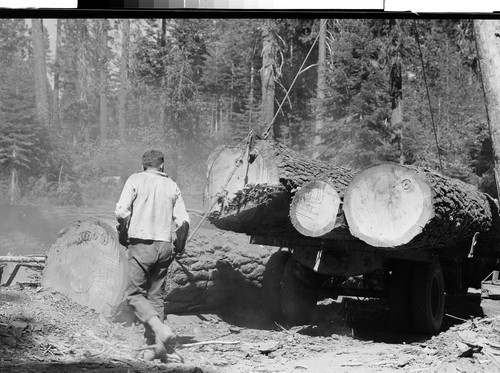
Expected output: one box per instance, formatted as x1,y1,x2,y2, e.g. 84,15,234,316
42,219,129,317
163,228,275,314
343,163,500,254
41,219,275,319
206,139,353,235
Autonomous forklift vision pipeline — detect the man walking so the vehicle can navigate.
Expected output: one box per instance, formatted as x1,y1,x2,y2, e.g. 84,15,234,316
115,150,190,361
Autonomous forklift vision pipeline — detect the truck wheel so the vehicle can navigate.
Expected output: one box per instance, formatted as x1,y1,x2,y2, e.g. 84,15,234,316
262,250,291,321
411,261,445,334
388,260,414,332
280,256,318,326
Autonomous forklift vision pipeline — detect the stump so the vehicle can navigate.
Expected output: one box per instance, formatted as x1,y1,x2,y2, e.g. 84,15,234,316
343,163,500,254
42,219,128,317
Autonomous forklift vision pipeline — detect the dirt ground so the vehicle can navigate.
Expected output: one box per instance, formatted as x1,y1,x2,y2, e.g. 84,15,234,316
2,226,500,372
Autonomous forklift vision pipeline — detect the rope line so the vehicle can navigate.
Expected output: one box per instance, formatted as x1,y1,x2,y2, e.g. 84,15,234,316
187,20,327,244
413,19,444,172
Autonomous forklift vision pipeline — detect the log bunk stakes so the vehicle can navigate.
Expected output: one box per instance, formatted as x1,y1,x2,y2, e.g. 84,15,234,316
207,141,500,334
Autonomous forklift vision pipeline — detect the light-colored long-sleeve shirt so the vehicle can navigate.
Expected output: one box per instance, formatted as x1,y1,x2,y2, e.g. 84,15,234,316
115,170,190,242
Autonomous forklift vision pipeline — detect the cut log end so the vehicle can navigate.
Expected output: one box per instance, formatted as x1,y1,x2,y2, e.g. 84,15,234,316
290,180,341,237
42,219,128,317
344,164,434,247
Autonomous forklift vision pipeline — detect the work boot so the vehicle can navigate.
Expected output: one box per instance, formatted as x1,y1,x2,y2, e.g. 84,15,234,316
147,316,177,358
142,348,156,362
142,325,157,362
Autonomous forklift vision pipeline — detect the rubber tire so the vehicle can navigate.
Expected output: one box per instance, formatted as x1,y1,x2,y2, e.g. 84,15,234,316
388,260,414,332
262,250,291,321
411,261,445,334
280,256,318,326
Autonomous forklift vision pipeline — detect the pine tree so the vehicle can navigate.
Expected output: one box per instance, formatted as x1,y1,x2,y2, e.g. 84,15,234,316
0,63,52,203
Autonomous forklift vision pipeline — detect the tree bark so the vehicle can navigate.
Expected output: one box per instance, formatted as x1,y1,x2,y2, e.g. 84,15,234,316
52,19,61,131
118,19,129,140
205,139,353,235
31,19,50,128
474,20,500,192
164,229,275,314
343,163,500,256
99,19,109,143
260,21,276,137
313,19,327,160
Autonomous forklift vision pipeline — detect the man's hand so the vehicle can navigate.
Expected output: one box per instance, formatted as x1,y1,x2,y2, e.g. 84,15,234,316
173,221,189,256
116,216,130,247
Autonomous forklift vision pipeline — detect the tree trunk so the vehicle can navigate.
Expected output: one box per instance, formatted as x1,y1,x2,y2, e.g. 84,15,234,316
160,19,167,48
52,19,61,130
99,19,108,143
76,19,89,143
343,163,500,256
390,55,404,164
249,61,255,126
260,21,276,137
313,19,327,160
41,219,274,318
474,20,500,192
31,19,50,128
118,19,129,140
205,139,353,235
10,165,19,205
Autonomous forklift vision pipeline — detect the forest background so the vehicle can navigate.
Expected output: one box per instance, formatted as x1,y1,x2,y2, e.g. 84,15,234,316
0,17,496,209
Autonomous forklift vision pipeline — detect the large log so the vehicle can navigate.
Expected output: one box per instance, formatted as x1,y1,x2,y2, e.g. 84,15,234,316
42,219,274,318
205,139,353,235
42,219,129,317
343,163,500,255
164,228,275,314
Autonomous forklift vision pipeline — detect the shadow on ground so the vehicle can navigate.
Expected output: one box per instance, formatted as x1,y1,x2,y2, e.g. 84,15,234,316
286,290,488,345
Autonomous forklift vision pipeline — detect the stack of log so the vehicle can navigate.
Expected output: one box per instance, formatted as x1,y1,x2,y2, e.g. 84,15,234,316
205,139,354,239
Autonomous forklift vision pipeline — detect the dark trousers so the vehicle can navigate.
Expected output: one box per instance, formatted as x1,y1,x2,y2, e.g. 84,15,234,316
125,239,174,343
